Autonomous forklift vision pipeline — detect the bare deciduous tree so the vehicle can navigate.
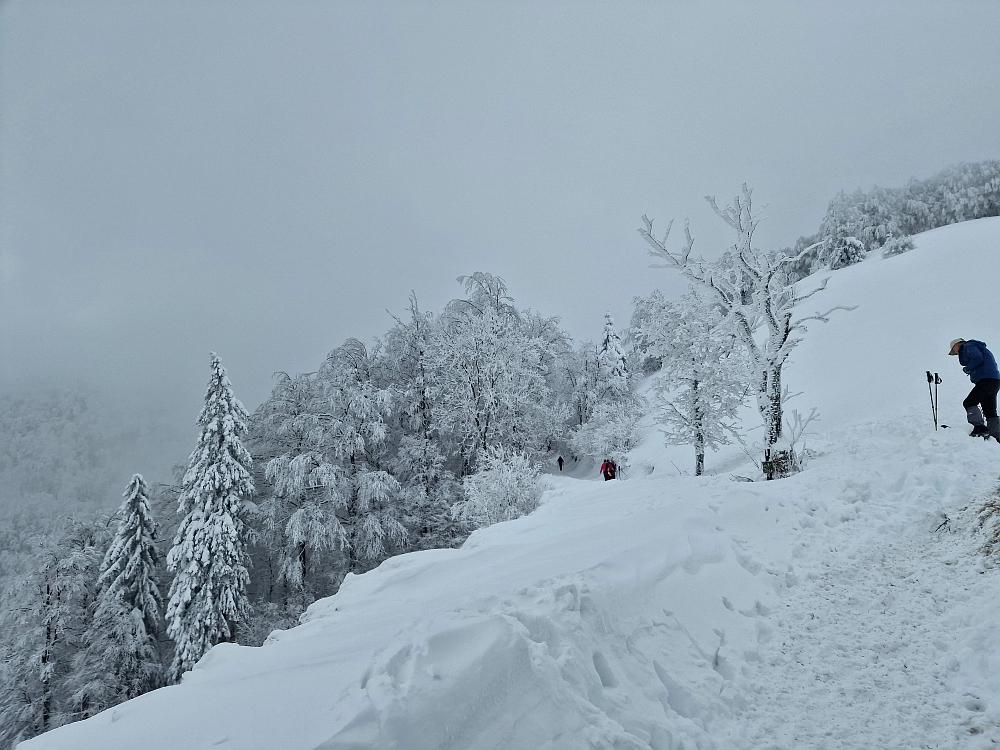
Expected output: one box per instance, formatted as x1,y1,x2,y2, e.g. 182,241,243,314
640,185,852,471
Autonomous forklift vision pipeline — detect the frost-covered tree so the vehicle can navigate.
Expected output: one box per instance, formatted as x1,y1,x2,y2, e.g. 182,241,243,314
0,520,109,746
70,474,164,715
263,451,344,595
818,192,867,270
166,353,255,682
638,294,747,475
880,234,915,258
522,307,575,419
432,274,564,469
316,340,406,571
316,339,393,469
452,445,542,529
568,401,644,472
596,313,630,401
378,297,468,549
351,470,407,563
641,186,848,468
565,341,601,426
784,160,1000,280
382,294,438,444
252,371,347,601
392,435,465,551
250,340,407,589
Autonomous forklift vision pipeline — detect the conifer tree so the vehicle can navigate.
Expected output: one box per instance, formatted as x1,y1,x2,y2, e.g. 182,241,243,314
166,353,255,682
100,474,162,633
596,313,630,401
70,474,163,714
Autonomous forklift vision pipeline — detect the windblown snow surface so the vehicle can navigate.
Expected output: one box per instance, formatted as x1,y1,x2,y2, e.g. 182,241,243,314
25,218,1000,749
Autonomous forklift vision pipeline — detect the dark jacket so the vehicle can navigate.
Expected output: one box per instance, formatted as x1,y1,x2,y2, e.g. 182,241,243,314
960,340,1000,382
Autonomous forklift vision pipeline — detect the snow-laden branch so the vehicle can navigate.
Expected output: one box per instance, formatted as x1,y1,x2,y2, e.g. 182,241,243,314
794,305,859,327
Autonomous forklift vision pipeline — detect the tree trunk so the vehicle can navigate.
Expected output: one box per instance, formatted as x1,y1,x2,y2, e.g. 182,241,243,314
762,364,783,479
765,365,782,452
693,378,705,476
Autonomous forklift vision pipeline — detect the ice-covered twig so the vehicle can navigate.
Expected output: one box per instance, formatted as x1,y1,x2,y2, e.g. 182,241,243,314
795,305,858,327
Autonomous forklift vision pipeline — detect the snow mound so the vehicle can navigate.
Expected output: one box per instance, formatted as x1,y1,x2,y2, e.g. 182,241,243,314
25,217,1000,750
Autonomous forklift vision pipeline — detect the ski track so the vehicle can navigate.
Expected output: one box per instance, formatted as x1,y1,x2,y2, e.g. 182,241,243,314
723,421,1000,750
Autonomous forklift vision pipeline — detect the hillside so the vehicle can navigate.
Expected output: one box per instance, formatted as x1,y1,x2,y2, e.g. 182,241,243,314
24,218,1000,749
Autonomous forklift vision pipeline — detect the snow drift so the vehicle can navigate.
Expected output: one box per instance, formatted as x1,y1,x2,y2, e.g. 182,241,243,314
24,217,1000,749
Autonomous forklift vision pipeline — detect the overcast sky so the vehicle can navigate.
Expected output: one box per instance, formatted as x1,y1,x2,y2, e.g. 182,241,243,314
2,1,999,472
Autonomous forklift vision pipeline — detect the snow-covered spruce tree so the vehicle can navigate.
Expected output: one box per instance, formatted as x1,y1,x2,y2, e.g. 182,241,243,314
99,474,162,636
452,444,542,529
640,186,849,469
0,519,109,746
596,313,631,402
70,474,163,715
638,293,747,475
166,353,255,682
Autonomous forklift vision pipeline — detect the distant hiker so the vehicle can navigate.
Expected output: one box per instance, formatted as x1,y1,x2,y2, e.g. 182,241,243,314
557,456,564,471
600,459,616,481
949,338,1000,441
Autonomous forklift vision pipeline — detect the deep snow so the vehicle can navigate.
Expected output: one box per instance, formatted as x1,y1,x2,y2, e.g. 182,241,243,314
24,218,1000,749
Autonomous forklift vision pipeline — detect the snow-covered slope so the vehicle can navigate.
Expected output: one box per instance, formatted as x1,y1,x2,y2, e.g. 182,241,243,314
25,218,1000,749
785,217,1000,431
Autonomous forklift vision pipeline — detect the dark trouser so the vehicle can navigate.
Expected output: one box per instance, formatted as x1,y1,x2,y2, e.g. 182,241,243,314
964,378,1000,420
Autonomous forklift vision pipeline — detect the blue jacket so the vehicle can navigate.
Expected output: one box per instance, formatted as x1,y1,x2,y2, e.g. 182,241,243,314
960,340,1000,382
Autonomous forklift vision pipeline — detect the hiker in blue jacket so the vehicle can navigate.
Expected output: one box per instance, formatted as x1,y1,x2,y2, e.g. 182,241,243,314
949,338,1000,441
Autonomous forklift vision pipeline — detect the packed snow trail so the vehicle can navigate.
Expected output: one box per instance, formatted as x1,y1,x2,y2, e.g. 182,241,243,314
722,419,1000,749
732,531,988,748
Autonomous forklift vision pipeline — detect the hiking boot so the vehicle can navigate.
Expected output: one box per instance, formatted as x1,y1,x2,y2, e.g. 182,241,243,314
971,424,991,438
988,417,1000,442
967,406,986,427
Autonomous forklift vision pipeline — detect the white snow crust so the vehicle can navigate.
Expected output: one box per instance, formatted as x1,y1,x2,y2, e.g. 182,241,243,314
24,217,1000,749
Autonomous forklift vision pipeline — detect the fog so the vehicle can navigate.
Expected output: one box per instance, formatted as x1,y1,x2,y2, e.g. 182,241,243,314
2,0,999,485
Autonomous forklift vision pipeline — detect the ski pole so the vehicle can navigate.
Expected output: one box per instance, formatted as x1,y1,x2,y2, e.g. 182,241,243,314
934,373,941,431
926,371,938,430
